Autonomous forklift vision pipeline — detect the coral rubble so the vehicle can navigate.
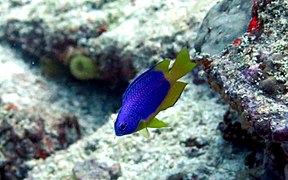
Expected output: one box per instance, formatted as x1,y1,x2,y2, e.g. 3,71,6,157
0,101,81,178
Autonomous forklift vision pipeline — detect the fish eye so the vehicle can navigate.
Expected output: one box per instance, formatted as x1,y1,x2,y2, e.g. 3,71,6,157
119,123,127,131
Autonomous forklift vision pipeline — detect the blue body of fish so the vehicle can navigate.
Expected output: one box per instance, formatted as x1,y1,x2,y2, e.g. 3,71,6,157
114,48,196,136
115,68,170,136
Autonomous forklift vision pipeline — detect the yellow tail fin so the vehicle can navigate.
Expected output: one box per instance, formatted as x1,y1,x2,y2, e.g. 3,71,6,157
167,48,196,82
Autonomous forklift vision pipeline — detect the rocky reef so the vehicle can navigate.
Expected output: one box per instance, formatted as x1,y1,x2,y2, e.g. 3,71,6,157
1,0,233,179
0,101,81,179
1,0,287,179
1,0,214,84
2,0,133,83
198,0,288,178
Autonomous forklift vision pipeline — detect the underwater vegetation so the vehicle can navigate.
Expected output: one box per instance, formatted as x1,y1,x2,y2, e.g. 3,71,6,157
114,48,196,136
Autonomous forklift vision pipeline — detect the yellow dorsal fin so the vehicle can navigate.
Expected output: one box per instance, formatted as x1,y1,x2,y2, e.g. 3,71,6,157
154,60,170,74
167,48,196,82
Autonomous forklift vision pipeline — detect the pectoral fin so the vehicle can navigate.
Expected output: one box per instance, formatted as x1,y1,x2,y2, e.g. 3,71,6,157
136,120,147,131
147,118,169,128
135,118,168,138
139,128,150,138
160,81,187,110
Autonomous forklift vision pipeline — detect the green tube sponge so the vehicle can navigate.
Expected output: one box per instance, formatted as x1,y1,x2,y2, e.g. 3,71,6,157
69,55,100,80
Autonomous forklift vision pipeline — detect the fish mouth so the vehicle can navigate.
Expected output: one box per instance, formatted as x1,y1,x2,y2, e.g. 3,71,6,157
115,131,124,136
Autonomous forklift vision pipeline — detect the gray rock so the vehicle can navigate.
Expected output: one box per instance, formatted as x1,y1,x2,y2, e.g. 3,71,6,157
194,0,252,55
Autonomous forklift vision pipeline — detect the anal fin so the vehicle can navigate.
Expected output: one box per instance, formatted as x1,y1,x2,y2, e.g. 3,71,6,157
136,120,146,132
136,118,169,138
160,81,187,110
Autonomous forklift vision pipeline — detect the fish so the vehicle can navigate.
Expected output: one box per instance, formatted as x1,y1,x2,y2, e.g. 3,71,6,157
114,48,196,136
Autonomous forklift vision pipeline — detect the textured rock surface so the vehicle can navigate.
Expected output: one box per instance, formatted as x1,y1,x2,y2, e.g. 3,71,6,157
199,0,288,143
198,0,288,178
72,159,121,180
27,82,243,180
194,0,252,55
0,0,256,179
0,39,120,179
0,101,81,178
0,105,80,159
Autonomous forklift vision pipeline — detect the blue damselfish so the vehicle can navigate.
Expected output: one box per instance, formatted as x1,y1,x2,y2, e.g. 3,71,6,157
114,48,196,136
